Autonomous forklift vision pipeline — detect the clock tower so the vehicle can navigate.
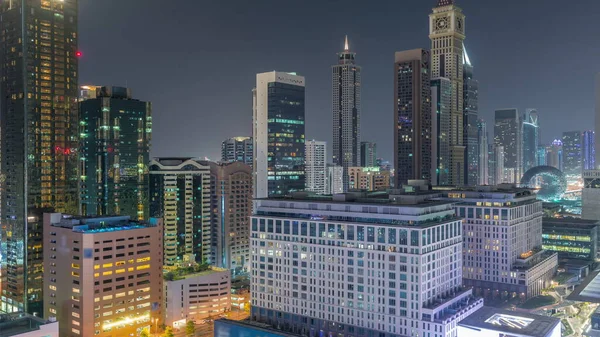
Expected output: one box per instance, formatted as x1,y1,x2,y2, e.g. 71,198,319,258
429,0,466,186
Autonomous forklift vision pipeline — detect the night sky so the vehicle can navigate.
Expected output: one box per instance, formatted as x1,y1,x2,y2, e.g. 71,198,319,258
79,0,600,162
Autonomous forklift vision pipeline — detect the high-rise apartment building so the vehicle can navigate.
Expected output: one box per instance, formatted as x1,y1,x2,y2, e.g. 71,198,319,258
43,214,163,337
431,78,451,186
347,167,391,191
221,137,253,167
305,140,327,195
394,49,432,186
208,161,253,272
0,0,79,314
80,86,152,220
250,193,484,337
332,36,361,191
583,131,596,170
562,131,583,178
326,164,343,194
522,109,539,174
477,119,489,185
546,140,563,171
441,187,558,299
149,158,211,266
360,142,377,168
430,0,466,186
494,109,522,183
463,45,479,186
253,71,305,198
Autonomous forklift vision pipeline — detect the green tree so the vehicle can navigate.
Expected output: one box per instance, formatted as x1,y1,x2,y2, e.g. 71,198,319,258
140,328,150,337
163,326,174,337
186,320,196,336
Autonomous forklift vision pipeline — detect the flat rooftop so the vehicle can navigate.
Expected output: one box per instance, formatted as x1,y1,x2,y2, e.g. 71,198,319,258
259,191,451,208
568,269,600,303
51,214,158,233
459,306,560,337
543,217,599,230
0,313,55,337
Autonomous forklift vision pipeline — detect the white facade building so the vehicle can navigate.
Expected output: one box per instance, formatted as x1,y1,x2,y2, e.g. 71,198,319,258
305,140,327,195
583,170,600,221
457,307,561,337
250,192,483,337
326,165,343,195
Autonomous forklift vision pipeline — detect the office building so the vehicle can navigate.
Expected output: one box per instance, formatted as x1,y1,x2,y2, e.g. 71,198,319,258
562,131,583,179
442,187,558,299
537,145,547,166
463,45,479,186
360,142,377,168
430,0,466,186
80,86,152,220
43,214,163,337
431,78,451,186
164,267,230,329
494,109,522,184
149,158,211,266
583,130,596,170
488,145,504,185
348,167,391,191
582,170,600,221
394,49,432,186
546,140,563,171
595,73,600,167
208,161,253,272
477,119,488,185
0,313,58,337
250,193,484,337
326,164,343,195
305,140,327,195
221,137,253,167
0,0,79,314
542,218,598,261
522,109,539,174
457,307,561,337
253,71,305,198
332,36,361,191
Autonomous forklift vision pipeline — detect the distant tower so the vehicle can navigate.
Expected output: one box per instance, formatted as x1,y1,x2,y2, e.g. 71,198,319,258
583,131,596,170
430,0,466,185
494,109,522,183
431,78,451,186
477,119,488,185
332,36,361,191
305,140,327,195
463,44,479,186
547,139,563,171
562,131,583,178
221,137,253,167
360,142,377,167
522,109,540,173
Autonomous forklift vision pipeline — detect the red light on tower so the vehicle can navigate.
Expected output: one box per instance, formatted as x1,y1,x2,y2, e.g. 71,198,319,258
75,51,82,57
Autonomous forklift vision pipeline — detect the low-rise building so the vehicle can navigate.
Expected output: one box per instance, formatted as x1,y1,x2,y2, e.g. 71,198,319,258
164,267,230,329
0,313,58,337
542,218,598,261
347,166,390,191
458,306,561,337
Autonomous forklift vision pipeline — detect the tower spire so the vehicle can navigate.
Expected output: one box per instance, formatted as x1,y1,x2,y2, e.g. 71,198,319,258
344,35,349,51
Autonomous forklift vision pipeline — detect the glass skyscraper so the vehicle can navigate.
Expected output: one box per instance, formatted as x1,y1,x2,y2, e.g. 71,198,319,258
583,130,595,170
494,109,522,183
0,0,79,314
522,109,539,173
562,131,583,178
253,72,305,198
79,87,151,220
431,78,451,186
463,45,479,186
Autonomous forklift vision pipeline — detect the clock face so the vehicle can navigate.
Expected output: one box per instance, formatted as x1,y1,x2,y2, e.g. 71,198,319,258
435,17,448,30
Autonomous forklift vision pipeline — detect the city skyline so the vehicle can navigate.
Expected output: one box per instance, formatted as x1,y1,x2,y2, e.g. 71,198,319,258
79,0,600,162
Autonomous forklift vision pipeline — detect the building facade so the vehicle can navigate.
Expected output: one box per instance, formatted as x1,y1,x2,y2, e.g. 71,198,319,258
326,165,344,195
595,73,600,167
562,131,583,179
477,119,488,185
542,218,598,261
360,142,377,168
394,49,432,186
43,214,163,337
442,187,558,299
494,109,522,184
332,36,361,191
253,71,305,198
546,140,563,171
457,307,561,337
429,0,466,186
582,170,600,221
583,130,596,170
305,140,327,195
250,194,483,337
431,78,452,186
488,145,504,185
0,0,79,313
221,137,253,167
348,167,391,191
463,45,479,186
149,158,211,266
80,86,152,220
537,145,547,166
522,109,539,174
0,313,59,337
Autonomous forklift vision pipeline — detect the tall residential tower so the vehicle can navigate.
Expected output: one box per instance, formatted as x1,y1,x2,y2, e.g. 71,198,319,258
221,137,253,167
305,140,327,195
332,36,361,191
463,45,479,186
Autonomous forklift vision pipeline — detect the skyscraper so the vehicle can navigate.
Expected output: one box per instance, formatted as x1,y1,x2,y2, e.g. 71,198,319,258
595,73,600,167
0,0,79,313
394,49,432,186
537,145,547,166
431,78,451,186
494,109,522,183
430,0,466,186
522,109,539,174
488,145,504,185
360,141,377,168
253,71,305,198
546,140,563,171
477,119,488,185
583,130,596,170
149,158,211,266
326,164,343,194
463,45,479,186
80,86,152,220
562,131,583,179
221,137,253,167
332,36,361,191
305,140,327,195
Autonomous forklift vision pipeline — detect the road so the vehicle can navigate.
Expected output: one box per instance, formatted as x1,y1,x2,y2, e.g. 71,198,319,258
171,310,249,337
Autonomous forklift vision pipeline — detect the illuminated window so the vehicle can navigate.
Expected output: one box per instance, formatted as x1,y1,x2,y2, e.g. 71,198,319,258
102,263,113,269
71,263,80,269
102,271,113,276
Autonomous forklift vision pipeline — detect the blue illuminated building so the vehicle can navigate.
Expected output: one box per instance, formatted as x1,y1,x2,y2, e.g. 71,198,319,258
583,130,596,170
